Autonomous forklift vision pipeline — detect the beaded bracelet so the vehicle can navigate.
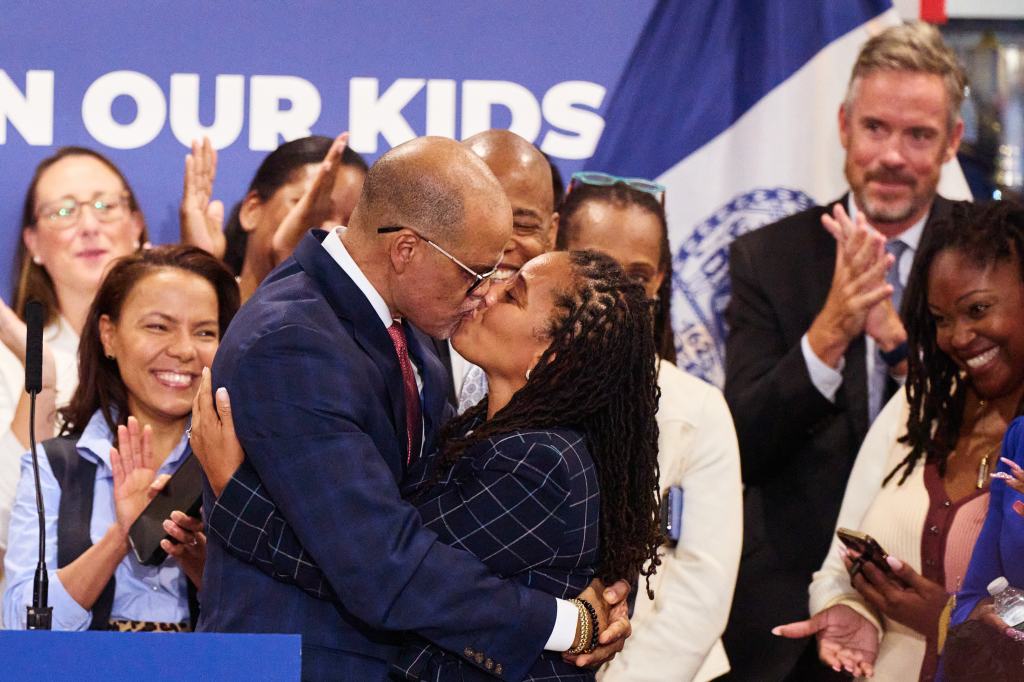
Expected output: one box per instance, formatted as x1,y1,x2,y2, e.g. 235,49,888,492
580,598,600,652
566,598,595,655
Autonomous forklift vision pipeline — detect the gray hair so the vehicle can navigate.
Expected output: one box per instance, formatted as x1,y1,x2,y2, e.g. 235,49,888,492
844,21,966,131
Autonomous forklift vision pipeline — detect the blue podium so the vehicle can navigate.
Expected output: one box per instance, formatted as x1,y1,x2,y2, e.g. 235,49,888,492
0,631,301,680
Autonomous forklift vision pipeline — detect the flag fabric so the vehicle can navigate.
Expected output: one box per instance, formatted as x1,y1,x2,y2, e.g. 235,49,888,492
588,0,971,388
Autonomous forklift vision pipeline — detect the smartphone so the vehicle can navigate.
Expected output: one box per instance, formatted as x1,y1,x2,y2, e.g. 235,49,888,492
128,454,204,566
660,485,683,546
836,527,894,576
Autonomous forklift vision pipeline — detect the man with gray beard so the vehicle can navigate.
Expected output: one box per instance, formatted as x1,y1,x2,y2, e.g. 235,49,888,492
721,22,965,681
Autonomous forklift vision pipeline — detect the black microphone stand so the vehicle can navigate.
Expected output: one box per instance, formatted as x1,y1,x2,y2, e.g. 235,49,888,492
25,301,51,630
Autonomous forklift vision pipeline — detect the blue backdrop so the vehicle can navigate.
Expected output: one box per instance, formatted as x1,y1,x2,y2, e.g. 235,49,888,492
0,1,655,298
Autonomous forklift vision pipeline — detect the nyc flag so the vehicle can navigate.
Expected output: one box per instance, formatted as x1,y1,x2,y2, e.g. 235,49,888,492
588,0,971,388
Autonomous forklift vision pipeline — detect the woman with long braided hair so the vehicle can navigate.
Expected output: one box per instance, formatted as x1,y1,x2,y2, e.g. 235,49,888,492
556,174,742,682
779,201,1024,679
189,249,663,681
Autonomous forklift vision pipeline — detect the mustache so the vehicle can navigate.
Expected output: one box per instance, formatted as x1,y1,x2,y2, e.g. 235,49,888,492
866,169,916,186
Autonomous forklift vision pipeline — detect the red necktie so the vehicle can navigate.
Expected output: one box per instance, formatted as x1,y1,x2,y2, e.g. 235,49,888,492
387,321,422,465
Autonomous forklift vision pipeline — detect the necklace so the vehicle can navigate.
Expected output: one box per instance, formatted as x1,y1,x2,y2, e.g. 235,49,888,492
976,444,1000,490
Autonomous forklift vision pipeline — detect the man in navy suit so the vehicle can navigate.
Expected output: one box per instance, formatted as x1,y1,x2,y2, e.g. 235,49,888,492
197,137,614,680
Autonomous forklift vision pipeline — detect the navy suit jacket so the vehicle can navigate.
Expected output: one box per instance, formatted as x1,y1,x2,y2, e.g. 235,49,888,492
198,231,555,681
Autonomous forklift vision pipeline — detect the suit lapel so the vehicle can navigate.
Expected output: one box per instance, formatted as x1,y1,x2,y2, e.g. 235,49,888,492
406,324,449,457
292,232,407,447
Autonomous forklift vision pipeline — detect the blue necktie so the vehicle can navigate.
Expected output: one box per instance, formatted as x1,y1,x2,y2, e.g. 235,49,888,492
869,239,909,421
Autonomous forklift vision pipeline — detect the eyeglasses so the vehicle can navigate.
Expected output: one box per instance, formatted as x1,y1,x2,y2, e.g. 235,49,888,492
569,171,666,205
377,226,504,297
34,192,131,231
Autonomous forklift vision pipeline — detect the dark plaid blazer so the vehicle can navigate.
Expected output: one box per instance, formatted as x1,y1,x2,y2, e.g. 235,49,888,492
199,231,558,681
208,423,601,681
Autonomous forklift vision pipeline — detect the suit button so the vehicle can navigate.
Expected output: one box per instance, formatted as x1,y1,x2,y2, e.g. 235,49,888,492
464,647,474,658
475,652,485,664
929,525,939,534
485,658,494,670
495,663,503,676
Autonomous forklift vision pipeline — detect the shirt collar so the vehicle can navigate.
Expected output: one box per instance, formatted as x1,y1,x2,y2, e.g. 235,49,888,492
321,227,394,329
76,409,191,475
847,195,928,252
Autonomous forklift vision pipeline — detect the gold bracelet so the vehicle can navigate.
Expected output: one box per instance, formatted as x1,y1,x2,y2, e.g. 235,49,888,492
566,598,592,655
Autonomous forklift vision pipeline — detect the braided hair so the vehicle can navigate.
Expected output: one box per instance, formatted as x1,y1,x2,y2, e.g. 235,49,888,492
888,200,1024,485
441,250,663,593
556,182,676,364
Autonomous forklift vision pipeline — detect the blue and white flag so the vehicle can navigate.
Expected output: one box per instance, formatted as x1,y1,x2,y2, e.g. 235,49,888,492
588,0,971,388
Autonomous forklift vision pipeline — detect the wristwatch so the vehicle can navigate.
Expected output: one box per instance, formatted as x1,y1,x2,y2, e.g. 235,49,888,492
879,340,909,367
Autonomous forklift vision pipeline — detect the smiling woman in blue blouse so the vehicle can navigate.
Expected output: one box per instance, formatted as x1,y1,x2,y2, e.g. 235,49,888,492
2,245,239,631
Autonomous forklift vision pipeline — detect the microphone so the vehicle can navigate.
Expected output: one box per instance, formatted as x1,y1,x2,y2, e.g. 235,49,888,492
24,300,52,630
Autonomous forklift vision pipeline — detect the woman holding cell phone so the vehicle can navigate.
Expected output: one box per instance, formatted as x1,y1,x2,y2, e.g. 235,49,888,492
774,201,1024,679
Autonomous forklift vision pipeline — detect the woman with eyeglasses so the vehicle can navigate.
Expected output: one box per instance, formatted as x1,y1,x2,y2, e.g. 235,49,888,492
556,172,743,682
0,148,147,602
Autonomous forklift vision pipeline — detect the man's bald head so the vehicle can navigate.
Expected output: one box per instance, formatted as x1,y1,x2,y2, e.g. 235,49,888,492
463,130,558,275
352,136,509,243
463,130,554,213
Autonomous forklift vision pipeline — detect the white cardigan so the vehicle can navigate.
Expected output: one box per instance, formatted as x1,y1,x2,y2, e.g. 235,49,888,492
600,360,743,682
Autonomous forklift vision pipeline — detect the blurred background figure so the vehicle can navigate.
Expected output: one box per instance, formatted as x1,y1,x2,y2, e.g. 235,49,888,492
179,134,367,301
557,173,742,682
0,148,147,598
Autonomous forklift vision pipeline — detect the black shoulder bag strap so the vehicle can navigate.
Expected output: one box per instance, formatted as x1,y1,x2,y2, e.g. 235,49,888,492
42,434,116,630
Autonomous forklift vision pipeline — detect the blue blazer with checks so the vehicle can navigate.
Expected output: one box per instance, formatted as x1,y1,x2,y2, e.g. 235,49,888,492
198,231,557,681
208,421,601,681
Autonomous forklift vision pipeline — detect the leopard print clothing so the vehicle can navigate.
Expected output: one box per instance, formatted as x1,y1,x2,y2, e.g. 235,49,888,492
107,619,191,632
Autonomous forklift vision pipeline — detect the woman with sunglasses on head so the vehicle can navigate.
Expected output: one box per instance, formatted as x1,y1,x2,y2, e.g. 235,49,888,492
0,148,147,601
775,201,1024,680
3,245,239,631
556,172,743,682
189,249,663,680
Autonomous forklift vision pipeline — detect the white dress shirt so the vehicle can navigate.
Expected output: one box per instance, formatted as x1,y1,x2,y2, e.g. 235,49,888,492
320,228,578,651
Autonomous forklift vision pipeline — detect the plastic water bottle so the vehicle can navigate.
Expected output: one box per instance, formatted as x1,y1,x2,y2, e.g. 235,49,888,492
987,577,1024,632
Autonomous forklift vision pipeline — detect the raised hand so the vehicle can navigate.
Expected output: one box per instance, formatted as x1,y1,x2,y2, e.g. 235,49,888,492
808,204,894,367
774,604,879,677
190,367,245,496
270,132,350,265
822,205,907,360
111,417,169,536
180,137,226,258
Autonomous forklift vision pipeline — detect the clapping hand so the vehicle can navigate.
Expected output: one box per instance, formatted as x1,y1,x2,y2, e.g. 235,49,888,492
845,550,949,639
992,457,1024,520
180,137,226,258
111,417,170,537
807,205,895,368
774,604,879,677
821,205,907,361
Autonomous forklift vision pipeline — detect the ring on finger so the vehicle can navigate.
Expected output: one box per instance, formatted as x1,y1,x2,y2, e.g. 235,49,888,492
189,535,199,547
